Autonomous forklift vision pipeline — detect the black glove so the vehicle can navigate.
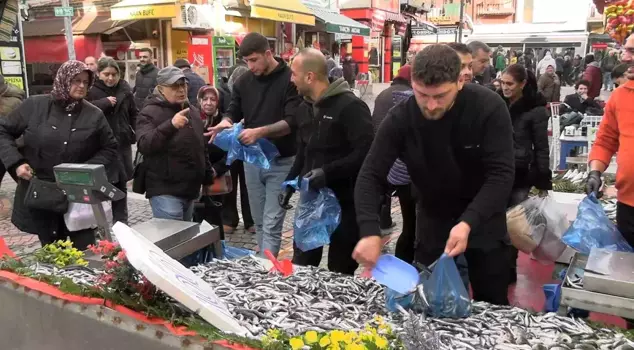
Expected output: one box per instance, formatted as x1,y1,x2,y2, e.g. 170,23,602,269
278,185,295,210
586,170,603,198
304,168,327,190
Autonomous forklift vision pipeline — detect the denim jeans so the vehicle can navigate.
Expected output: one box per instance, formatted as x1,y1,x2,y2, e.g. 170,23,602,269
149,195,195,221
603,72,614,91
244,156,294,257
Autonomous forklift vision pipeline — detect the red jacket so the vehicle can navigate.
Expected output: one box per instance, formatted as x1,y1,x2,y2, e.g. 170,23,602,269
582,63,602,99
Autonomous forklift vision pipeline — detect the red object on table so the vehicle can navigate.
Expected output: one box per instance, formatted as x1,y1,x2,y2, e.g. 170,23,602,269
264,249,293,276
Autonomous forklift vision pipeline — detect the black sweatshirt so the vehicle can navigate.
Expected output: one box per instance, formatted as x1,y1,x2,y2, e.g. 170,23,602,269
225,58,301,157
355,83,515,248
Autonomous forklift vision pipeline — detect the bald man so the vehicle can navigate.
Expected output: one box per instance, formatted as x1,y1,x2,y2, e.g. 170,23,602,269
84,56,98,73
279,48,374,274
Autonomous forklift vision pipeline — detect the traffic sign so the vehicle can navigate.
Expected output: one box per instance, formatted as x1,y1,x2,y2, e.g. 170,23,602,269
54,6,74,17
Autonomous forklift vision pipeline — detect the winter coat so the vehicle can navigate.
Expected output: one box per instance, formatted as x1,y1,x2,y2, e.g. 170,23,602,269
0,95,118,239
555,57,564,73
342,60,358,86
582,62,603,99
182,69,206,108
201,110,229,178
562,93,603,115
87,79,137,146
136,92,213,200
537,73,561,103
133,64,159,108
0,83,25,117
601,54,619,72
371,77,411,131
502,92,551,190
537,53,557,75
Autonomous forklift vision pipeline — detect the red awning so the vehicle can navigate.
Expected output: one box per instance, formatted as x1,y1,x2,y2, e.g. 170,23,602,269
24,35,103,64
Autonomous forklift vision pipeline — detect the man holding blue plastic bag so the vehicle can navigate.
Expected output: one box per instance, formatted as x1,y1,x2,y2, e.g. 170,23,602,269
353,45,516,305
205,33,302,258
279,49,374,275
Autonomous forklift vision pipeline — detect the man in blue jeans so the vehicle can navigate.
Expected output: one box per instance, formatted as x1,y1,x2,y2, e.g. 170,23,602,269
207,33,301,257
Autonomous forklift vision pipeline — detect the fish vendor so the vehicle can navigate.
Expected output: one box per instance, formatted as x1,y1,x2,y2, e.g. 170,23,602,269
352,44,516,305
279,48,374,275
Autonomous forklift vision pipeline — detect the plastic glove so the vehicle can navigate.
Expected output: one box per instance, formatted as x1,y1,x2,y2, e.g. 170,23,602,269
304,168,327,190
278,185,295,210
585,170,603,198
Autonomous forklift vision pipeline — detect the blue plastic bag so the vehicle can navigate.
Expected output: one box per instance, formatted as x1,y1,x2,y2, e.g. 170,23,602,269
392,90,413,105
222,241,255,260
385,287,416,313
562,194,633,255
424,253,472,318
282,177,341,252
213,123,280,169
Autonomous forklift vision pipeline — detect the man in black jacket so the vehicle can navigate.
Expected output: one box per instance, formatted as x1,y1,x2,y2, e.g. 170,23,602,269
174,58,206,108
278,48,373,274
353,44,515,305
134,48,159,108
206,32,301,258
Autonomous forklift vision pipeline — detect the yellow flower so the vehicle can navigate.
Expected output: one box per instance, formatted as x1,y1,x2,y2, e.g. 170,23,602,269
289,337,305,350
319,336,331,347
304,330,318,344
375,336,388,349
328,344,341,350
343,332,356,344
345,344,365,350
329,330,346,344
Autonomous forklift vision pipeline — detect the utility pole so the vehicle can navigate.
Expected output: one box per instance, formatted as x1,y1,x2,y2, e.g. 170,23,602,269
60,0,76,60
457,0,465,43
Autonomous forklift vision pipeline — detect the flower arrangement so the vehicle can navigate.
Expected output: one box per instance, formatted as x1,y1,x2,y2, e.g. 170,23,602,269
33,239,88,268
261,316,403,350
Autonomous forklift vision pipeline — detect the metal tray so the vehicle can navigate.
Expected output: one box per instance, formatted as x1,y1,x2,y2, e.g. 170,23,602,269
585,249,634,299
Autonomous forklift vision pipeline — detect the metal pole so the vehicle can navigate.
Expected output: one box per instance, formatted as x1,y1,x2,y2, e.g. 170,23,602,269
458,0,465,43
61,0,76,60
16,1,29,97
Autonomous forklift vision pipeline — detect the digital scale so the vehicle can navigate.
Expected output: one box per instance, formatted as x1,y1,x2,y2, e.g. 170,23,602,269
53,164,222,265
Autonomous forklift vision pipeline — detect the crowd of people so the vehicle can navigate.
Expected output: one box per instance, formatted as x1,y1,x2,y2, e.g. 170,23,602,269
0,30,632,308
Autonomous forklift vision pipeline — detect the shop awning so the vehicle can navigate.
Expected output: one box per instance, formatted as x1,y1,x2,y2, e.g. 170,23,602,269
111,0,178,21
308,7,370,36
248,0,315,26
22,16,136,37
24,35,103,63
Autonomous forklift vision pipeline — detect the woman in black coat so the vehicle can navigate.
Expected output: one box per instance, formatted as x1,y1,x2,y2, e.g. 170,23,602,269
0,60,118,249
500,64,552,282
87,57,137,224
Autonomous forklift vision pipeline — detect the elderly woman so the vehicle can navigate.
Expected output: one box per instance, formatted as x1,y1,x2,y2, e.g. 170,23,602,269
87,57,137,224
0,60,118,249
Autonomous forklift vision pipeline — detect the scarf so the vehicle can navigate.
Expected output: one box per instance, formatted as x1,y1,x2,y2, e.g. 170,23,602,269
51,60,95,112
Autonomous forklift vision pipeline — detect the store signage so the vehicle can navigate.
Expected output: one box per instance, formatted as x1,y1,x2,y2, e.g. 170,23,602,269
325,23,370,37
412,25,456,36
190,34,213,83
250,6,315,26
428,16,456,25
111,4,177,21
0,21,26,95
112,222,250,336
54,6,74,17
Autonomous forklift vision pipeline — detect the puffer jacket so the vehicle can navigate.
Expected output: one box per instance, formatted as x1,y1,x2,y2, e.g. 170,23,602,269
136,91,213,200
0,83,25,116
88,79,137,146
502,91,552,190
133,64,158,108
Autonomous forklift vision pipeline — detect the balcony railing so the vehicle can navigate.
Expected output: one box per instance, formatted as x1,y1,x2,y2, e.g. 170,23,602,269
476,2,515,16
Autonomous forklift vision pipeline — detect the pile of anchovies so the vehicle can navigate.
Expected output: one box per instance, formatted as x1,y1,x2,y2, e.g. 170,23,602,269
30,258,634,349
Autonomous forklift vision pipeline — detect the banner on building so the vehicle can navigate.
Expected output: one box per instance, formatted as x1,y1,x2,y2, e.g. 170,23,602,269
0,0,27,94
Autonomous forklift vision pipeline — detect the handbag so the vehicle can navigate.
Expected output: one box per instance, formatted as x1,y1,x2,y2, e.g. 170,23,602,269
24,177,69,214
207,172,233,195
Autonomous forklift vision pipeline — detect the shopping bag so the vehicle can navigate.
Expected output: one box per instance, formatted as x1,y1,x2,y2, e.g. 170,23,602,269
507,196,569,261
562,194,633,254
282,177,341,252
222,241,255,260
213,123,280,169
424,253,472,318
64,201,113,232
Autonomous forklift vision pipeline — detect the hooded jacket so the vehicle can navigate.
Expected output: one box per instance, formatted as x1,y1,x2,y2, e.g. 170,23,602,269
87,79,137,146
583,61,603,99
537,53,557,75
133,63,159,108
537,72,561,103
287,78,374,202
0,83,24,117
501,91,552,190
136,90,213,200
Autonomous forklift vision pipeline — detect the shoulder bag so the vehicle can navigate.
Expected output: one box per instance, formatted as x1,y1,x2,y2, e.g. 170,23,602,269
24,177,69,214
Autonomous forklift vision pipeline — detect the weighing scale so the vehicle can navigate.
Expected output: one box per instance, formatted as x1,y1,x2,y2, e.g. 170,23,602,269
53,164,222,264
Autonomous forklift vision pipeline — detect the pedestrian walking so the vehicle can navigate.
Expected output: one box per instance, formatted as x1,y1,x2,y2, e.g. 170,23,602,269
601,50,620,91
582,54,603,100
537,65,561,103
133,48,159,108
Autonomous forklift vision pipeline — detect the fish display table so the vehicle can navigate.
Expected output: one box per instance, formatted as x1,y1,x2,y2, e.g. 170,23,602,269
560,251,634,319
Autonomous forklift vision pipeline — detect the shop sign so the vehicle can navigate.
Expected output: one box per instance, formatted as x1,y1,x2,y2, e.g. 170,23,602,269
251,6,315,25
54,6,74,17
190,34,213,83
213,36,235,46
372,0,399,13
325,23,370,36
111,4,177,21
592,42,608,49
428,16,456,25
335,33,352,41
112,223,250,336
411,23,438,36
0,22,27,95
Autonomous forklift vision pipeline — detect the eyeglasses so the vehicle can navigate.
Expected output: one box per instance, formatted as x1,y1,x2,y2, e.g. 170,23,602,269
165,81,188,90
71,78,90,87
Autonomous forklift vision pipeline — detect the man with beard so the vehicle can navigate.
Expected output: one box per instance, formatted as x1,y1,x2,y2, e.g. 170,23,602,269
133,48,159,107
205,32,301,258
587,33,634,253
279,48,373,274
467,41,492,85
352,44,515,305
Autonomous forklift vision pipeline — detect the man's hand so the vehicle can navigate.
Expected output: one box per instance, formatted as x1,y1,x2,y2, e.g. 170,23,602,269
171,108,190,129
16,163,33,181
278,185,295,209
444,222,471,257
352,236,383,269
107,96,117,106
586,170,603,198
305,168,326,190
204,119,233,142
238,127,263,145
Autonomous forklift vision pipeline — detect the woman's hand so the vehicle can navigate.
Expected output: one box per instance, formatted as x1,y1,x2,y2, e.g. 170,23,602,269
107,96,117,106
16,163,33,181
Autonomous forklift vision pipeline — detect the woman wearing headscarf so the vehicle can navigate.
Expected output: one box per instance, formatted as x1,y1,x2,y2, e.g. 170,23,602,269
87,57,137,224
0,60,118,250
